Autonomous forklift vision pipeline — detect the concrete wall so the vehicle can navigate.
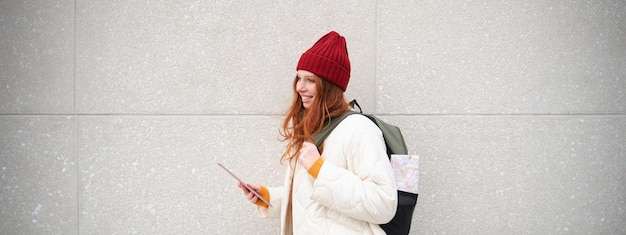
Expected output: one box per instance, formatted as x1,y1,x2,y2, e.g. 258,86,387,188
1,1,624,234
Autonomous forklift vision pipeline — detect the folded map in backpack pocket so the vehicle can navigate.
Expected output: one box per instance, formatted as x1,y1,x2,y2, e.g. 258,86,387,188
390,154,419,194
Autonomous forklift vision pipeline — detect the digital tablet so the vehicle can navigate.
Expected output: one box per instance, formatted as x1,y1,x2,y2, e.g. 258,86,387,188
217,162,273,208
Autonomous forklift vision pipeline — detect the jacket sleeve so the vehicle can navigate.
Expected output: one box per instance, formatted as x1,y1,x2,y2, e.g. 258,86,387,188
310,115,398,224
256,186,283,218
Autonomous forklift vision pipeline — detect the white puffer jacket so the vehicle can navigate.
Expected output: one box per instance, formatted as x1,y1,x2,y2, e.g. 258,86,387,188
259,114,398,234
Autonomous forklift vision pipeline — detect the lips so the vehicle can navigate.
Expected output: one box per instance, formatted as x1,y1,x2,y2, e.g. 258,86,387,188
301,95,313,102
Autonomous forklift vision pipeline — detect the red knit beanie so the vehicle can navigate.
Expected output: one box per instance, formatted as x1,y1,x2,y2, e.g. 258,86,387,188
297,31,351,92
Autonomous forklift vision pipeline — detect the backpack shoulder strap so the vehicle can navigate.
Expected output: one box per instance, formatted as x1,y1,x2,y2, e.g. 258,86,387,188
313,110,359,147
349,99,408,155
368,115,408,155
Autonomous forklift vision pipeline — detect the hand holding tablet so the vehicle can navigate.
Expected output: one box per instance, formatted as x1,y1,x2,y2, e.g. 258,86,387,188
217,162,273,208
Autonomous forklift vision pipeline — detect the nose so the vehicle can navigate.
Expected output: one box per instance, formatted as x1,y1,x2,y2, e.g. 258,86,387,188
296,79,305,92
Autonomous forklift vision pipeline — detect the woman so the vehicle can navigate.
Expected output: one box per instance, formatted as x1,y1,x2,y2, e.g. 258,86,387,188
239,31,397,234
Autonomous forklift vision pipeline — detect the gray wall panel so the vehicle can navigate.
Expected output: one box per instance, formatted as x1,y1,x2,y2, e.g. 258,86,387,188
0,116,77,234
0,0,74,114
1,0,624,234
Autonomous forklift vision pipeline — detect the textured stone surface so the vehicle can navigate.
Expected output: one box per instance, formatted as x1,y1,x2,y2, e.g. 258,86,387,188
378,1,626,114
0,116,77,234
77,116,284,234
75,1,377,114
0,1,74,114
1,1,625,234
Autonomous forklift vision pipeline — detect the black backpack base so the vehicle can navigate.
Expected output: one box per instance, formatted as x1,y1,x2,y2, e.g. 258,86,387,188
380,191,418,235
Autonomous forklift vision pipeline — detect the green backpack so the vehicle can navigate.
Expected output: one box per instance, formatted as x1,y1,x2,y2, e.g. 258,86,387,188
313,99,417,235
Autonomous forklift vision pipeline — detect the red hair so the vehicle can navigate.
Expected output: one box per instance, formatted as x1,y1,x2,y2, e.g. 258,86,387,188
279,75,350,163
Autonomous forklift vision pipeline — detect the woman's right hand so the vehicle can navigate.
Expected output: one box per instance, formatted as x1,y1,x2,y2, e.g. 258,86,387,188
238,182,261,204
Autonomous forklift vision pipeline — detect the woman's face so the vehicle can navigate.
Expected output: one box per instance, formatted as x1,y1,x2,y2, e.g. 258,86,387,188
296,70,318,109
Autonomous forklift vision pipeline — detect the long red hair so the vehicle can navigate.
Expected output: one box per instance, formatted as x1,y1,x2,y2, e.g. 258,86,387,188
279,75,350,163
